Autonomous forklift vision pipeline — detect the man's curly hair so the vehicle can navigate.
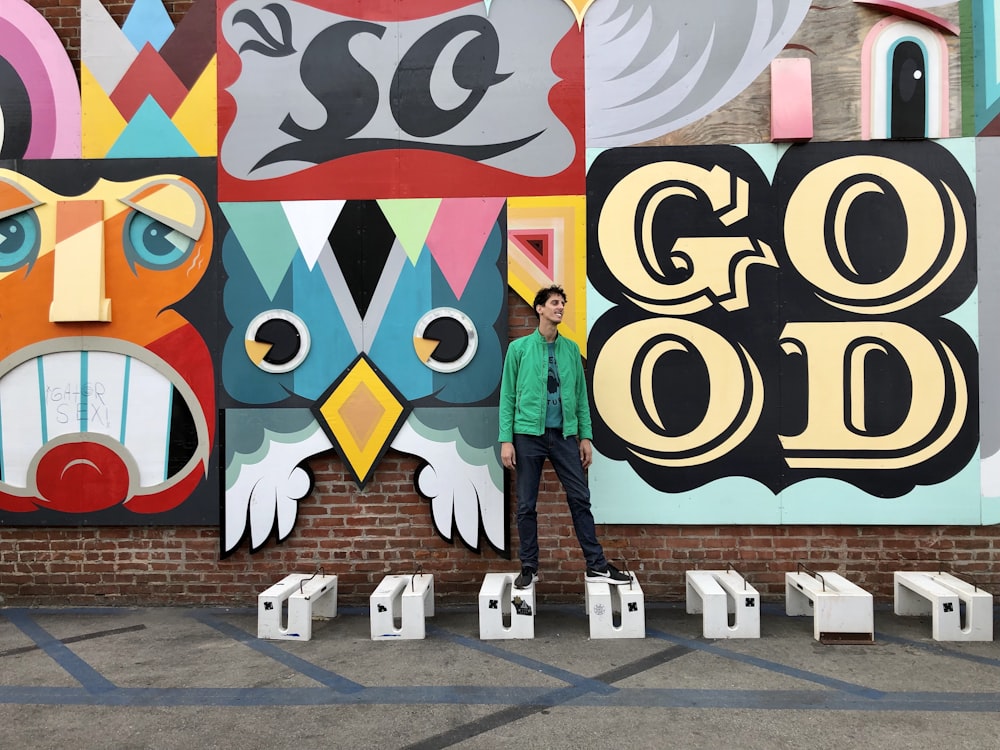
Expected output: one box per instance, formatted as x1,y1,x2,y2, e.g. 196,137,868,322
532,284,567,318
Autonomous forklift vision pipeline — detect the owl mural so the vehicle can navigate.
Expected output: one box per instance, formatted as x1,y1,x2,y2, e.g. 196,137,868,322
220,198,508,554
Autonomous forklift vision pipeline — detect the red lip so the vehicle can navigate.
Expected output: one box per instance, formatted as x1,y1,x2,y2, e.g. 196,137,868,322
34,442,131,513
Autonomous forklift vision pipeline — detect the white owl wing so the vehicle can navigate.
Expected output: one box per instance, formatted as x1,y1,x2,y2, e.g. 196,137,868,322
391,413,507,554
223,412,333,555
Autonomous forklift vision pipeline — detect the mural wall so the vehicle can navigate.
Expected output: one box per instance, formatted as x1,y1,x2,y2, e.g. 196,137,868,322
0,0,998,554
587,139,979,524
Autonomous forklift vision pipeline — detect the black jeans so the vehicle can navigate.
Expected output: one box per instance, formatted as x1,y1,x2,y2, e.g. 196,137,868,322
513,429,607,570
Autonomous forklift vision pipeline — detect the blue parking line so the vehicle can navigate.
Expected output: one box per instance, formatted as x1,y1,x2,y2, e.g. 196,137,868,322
189,610,364,693
876,632,1000,668
3,610,117,694
0,684,996,711
646,627,886,699
426,624,617,695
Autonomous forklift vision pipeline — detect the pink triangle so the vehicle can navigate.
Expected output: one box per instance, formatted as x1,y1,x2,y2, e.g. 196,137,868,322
425,198,505,298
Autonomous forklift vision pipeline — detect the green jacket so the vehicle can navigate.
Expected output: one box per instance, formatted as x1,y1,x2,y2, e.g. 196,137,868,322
498,329,593,442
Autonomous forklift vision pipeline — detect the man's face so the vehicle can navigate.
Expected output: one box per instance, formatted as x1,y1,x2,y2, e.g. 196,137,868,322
537,293,566,325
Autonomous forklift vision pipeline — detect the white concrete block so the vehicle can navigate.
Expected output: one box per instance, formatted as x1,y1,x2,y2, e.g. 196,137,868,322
894,571,993,642
686,570,760,639
479,572,535,639
370,574,435,640
258,573,338,641
586,573,644,638
785,571,873,642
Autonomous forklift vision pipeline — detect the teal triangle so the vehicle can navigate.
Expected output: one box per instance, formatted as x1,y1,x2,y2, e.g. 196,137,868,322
106,97,197,158
735,143,787,184
220,202,299,300
377,198,441,265
122,0,174,52
585,147,605,174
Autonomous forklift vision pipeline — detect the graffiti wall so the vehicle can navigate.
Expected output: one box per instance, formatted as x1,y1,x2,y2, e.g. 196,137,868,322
0,0,998,552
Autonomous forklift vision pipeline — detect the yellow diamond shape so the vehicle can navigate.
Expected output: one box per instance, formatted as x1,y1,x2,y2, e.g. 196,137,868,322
316,357,406,485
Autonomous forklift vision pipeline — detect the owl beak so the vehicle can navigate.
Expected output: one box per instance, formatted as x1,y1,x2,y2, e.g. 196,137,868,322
312,354,411,488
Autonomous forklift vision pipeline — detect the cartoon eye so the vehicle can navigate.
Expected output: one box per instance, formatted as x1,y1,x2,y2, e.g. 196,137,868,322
245,310,311,373
123,210,195,270
413,307,478,373
0,209,40,271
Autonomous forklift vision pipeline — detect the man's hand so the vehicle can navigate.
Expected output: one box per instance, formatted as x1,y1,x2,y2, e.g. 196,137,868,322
501,441,516,469
579,438,593,469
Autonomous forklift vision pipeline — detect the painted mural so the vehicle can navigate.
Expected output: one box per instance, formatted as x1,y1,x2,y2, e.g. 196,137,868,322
1,0,999,550
81,0,217,158
586,140,980,524
0,158,219,523
220,197,508,554
0,0,80,158
217,0,585,200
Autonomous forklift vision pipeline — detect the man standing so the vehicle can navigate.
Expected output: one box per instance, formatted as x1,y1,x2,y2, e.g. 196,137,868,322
499,285,630,589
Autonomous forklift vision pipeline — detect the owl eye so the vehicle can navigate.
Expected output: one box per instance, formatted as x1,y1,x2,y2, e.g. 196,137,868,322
413,307,478,373
123,210,195,270
245,310,311,373
0,208,40,271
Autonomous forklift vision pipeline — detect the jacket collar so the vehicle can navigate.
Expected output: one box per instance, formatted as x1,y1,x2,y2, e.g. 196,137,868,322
532,327,560,344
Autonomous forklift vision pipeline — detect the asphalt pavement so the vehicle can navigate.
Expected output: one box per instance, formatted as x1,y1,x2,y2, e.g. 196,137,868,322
1,600,998,749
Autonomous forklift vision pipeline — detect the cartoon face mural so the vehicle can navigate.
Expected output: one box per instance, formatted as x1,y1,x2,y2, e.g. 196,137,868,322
586,140,979,524
0,161,217,523
220,197,507,555
217,0,584,199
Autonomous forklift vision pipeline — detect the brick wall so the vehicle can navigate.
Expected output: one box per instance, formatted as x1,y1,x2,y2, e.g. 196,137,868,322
3,0,998,607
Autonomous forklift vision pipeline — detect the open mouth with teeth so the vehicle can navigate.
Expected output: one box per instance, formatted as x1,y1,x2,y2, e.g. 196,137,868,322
0,337,212,514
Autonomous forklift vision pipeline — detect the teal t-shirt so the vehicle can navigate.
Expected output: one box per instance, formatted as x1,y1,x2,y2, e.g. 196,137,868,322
545,342,562,429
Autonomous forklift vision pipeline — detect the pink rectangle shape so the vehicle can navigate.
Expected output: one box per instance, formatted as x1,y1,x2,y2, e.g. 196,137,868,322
770,58,813,143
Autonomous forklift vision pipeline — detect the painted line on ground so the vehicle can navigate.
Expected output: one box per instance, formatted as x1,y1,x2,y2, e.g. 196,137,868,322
647,628,886,699
876,632,1000,668
0,624,146,658
0,685,996,711
189,610,365,693
425,624,617,694
2,610,117,694
403,642,694,750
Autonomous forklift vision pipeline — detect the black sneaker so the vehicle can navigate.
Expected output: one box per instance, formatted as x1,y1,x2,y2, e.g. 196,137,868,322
585,562,631,585
514,567,537,589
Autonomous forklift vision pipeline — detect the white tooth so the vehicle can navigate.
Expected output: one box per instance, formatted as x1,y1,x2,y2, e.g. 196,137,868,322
122,357,173,485
0,359,45,486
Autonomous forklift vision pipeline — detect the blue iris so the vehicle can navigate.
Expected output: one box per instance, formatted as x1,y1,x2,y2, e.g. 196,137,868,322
0,210,40,271
123,211,193,270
